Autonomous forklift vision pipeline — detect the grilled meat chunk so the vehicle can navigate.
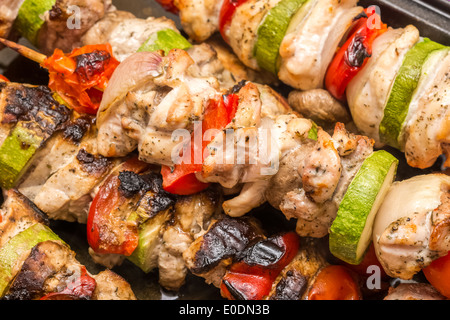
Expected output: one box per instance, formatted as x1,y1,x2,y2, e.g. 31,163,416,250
3,240,87,300
267,238,328,300
36,0,114,55
174,0,222,42
0,189,136,300
96,49,220,163
288,89,352,131
92,269,137,300
3,240,137,300
272,123,374,237
373,174,450,279
158,187,223,291
384,283,447,300
183,216,265,287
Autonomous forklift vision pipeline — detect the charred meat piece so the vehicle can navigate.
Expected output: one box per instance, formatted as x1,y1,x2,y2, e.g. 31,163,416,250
183,216,265,287
267,238,328,300
0,82,71,148
3,240,137,300
3,240,93,300
270,122,374,238
174,0,222,42
157,186,223,291
37,0,113,55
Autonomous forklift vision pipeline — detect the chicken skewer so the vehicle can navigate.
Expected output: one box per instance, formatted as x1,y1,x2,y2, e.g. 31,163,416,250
0,43,289,291
154,0,450,170
1,0,448,169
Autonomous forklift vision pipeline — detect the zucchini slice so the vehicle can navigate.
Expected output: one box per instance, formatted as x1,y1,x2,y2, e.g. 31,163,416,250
14,0,56,45
254,0,309,74
379,38,446,149
329,150,398,265
0,124,43,190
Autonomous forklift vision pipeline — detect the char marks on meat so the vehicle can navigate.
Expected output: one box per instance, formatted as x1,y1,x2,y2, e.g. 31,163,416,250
237,235,287,267
118,171,175,217
2,84,71,132
62,116,93,143
189,216,264,274
76,148,111,177
269,269,308,300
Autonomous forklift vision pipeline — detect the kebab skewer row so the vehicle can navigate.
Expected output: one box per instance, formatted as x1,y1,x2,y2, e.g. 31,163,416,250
0,0,276,115
1,35,448,298
0,72,285,291
180,176,450,301
0,75,223,291
0,7,270,213
0,43,412,288
1,0,448,170
88,164,450,300
154,0,450,170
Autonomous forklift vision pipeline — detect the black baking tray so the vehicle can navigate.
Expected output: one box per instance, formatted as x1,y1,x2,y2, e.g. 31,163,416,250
0,0,449,300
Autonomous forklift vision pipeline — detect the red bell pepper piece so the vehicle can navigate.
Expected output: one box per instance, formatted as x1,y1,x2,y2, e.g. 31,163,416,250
220,232,300,300
423,251,450,298
161,94,239,195
219,0,251,44
42,44,120,114
325,7,387,101
0,74,9,82
87,157,151,256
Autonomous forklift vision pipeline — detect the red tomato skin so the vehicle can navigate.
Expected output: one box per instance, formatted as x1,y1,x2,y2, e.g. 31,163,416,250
423,252,450,298
308,265,362,300
219,0,250,44
87,158,149,256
